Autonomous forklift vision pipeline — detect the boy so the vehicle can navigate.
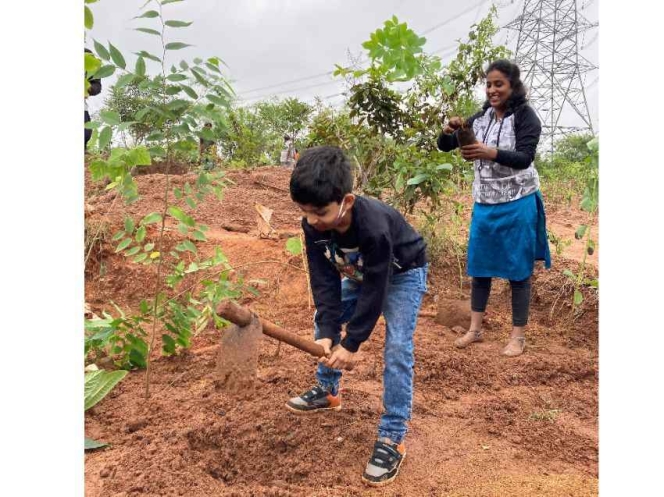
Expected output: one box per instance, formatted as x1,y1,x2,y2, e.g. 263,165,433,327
286,146,428,486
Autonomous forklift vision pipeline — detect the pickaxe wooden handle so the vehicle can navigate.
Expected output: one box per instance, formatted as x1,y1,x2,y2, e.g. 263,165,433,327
217,301,327,359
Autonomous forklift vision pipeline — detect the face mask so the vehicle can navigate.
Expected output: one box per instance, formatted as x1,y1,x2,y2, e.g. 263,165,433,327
331,198,347,228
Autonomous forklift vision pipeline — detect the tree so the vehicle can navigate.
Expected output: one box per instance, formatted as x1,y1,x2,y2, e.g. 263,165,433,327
256,97,314,142
103,79,170,146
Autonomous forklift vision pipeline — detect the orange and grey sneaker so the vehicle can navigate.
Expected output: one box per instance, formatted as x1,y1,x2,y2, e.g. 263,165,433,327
361,438,407,487
285,385,341,414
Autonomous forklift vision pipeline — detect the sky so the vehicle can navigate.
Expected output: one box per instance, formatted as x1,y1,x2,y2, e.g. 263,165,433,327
87,0,599,130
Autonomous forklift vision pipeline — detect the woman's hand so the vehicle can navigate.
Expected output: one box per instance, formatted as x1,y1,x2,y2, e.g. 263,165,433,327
460,142,498,161
443,116,463,134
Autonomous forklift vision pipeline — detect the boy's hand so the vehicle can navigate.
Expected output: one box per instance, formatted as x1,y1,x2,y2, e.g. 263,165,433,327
319,344,357,371
315,338,333,358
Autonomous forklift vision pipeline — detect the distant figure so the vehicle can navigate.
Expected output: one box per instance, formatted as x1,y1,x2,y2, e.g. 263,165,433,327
280,134,296,167
199,123,217,170
84,48,102,151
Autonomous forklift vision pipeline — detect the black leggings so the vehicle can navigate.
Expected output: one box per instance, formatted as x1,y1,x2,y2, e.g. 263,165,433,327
471,277,531,327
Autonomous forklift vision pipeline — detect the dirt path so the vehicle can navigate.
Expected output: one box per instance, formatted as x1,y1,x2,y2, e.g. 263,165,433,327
85,167,598,496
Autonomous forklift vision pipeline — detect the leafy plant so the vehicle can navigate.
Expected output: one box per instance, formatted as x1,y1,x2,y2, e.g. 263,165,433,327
561,136,599,312
84,369,128,449
323,9,508,213
84,0,245,398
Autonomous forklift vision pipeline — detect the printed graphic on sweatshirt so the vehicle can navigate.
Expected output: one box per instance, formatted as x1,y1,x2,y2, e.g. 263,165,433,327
472,108,540,204
323,242,364,282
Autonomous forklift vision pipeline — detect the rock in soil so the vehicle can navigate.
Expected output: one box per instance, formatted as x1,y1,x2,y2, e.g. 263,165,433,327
435,298,471,330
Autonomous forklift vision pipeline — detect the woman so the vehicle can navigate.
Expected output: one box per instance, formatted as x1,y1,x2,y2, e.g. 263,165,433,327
438,59,551,357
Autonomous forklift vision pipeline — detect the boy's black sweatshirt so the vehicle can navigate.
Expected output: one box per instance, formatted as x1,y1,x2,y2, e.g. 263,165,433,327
302,195,427,352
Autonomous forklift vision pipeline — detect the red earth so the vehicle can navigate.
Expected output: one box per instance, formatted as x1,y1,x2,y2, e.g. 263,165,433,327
84,166,598,496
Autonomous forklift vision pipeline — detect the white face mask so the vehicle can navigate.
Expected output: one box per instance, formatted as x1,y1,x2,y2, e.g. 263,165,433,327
336,198,346,219
330,197,348,228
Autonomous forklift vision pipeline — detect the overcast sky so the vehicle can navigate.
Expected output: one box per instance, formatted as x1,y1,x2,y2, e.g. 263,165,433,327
87,0,598,130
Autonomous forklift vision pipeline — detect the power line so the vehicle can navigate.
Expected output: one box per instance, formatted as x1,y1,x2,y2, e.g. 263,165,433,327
238,78,344,103
235,0,520,104
235,2,492,98
421,0,490,35
239,70,335,95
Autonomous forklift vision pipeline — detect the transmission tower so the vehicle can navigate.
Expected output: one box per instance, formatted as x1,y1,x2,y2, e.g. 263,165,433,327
505,0,597,153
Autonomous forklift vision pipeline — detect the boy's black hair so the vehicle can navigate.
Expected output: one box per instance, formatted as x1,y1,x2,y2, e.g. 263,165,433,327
290,146,353,207
482,59,528,112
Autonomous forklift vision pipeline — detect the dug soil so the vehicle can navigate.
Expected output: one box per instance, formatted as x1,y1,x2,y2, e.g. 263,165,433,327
85,166,598,497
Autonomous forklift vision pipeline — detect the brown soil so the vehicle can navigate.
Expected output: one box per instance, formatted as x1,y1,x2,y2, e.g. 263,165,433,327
85,166,598,496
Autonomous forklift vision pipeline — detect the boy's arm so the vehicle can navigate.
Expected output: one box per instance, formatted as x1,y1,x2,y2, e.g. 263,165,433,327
303,222,342,340
341,233,392,353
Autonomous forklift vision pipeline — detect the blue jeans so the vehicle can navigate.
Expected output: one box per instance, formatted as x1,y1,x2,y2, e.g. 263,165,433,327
314,264,428,444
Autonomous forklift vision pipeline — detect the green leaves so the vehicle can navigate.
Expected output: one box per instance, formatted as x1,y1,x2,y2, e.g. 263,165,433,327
94,65,116,79
116,238,133,252
136,10,159,19
580,187,596,213
361,16,427,82
115,73,135,89
124,216,135,234
168,206,195,226
84,370,128,411
407,173,429,186
166,73,188,82
206,94,227,106
190,67,209,87
136,50,161,63
573,290,584,306
165,42,193,51
100,110,121,126
574,225,588,240
181,240,197,253
286,237,303,256
98,126,112,150
180,85,198,99
136,27,161,36
135,56,146,77
167,99,189,111
162,334,177,355
109,43,126,69
126,147,152,166
165,20,193,28
93,40,110,61
85,52,101,76
84,6,94,29
135,226,147,243
85,437,108,451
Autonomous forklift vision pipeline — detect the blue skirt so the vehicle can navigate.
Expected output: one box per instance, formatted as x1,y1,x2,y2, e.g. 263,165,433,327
467,191,551,281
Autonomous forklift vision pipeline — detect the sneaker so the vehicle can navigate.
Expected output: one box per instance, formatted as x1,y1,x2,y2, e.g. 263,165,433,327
502,336,526,357
285,385,341,414
454,329,483,349
361,438,406,487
